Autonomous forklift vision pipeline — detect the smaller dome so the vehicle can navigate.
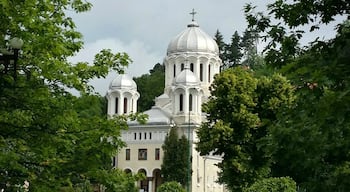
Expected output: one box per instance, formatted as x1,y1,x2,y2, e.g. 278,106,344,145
109,74,137,90
175,68,200,86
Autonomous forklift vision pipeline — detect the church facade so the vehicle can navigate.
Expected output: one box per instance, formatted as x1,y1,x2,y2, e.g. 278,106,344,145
106,16,225,192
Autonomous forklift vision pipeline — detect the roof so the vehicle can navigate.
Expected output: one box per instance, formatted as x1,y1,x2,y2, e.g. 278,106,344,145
167,21,219,55
109,74,137,90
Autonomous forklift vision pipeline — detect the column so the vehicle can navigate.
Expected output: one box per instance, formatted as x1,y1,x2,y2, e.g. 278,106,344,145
148,179,153,192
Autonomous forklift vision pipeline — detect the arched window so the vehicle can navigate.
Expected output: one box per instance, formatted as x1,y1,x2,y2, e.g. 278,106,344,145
173,64,176,77
200,63,203,81
208,64,211,82
181,63,184,71
189,94,193,111
179,94,183,112
123,98,127,114
190,63,194,72
115,97,118,114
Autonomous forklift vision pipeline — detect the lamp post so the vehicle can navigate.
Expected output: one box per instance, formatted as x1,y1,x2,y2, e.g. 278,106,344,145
0,37,24,80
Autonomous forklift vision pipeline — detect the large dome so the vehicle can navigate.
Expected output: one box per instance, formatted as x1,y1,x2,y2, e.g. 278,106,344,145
167,21,219,55
109,74,137,90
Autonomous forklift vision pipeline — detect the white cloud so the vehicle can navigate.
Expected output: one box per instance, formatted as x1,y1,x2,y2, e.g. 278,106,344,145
70,38,162,95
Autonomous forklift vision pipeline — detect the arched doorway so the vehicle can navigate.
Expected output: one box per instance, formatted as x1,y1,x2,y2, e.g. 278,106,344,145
152,169,162,192
138,169,148,192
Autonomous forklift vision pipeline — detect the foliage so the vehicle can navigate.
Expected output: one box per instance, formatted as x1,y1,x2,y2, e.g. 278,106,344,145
244,0,350,191
157,181,186,192
225,31,243,68
161,127,190,187
240,29,262,69
196,67,295,191
0,0,140,191
133,63,165,112
214,30,227,65
244,177,296,192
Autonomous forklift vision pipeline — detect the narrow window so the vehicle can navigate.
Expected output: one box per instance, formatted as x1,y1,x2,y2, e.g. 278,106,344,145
115,98,118,114
144,132,147,140
190,63,194,72
208,64,211,82
189,94,193,111
179,94,183,112
139,132,142,140
126,149,130,160
155,148,160,160
134,133,137,140
138,149,147,160
200,64,203,81
149,132,152,140
181,63,184,71
173,64,176,77
112,156,116,167
123,98,127,114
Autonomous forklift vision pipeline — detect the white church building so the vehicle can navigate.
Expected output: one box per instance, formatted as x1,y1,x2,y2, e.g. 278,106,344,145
106,14,225,192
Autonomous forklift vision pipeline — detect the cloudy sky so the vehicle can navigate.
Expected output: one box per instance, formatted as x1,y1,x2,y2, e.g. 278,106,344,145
68,0,339,95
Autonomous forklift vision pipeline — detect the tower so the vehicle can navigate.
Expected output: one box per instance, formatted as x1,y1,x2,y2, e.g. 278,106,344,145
106,74,139,116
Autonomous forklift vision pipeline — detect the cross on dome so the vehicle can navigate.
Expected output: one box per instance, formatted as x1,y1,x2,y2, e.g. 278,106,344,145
190,8,197,21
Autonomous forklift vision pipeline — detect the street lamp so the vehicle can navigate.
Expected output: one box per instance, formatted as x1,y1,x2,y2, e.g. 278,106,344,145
0,37,24,80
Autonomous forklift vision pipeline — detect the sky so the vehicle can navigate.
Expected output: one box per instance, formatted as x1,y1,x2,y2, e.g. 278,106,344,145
68,0,340,95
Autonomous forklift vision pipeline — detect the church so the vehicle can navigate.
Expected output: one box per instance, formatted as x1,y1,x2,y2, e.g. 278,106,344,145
106,11,225,192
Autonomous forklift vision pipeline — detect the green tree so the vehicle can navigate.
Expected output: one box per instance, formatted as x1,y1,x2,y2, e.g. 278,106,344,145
226,31,243,68
157,181,186,192
244,177,296,192
0,0,141,191
196,67,295,191
134,63,165,112
161,127,190,187
214,29,227,65
245,0,350,191
241,29,260,68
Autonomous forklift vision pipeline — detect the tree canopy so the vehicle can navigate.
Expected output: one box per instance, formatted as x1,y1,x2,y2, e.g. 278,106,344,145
133,63,165,112
161,127,190,187
198,0,350,191
0,0,141,191
196,67,295,191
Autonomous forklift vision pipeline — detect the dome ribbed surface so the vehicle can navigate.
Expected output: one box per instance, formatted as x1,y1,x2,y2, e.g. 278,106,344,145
167,21,219,55
109,74,137,90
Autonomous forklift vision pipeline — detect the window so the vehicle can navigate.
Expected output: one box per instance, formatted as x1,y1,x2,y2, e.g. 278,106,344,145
123,98,127,114
126,149,130,160
200,64,203,81
189,94,193,111
179,94,183,112
138,149,147,160
208,64,211,82
181,63,184,71
149,132,152,140
139,132,142,140
155,148,160,160
190,63,194,72
144,132,147,140
173,64,176,77
112,156,117,167
134,133,137,140
115,98,118,114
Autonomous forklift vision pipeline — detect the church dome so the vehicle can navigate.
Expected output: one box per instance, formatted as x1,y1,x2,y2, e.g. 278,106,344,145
166,21,219,55
174,68,200,85
109,74,137,90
